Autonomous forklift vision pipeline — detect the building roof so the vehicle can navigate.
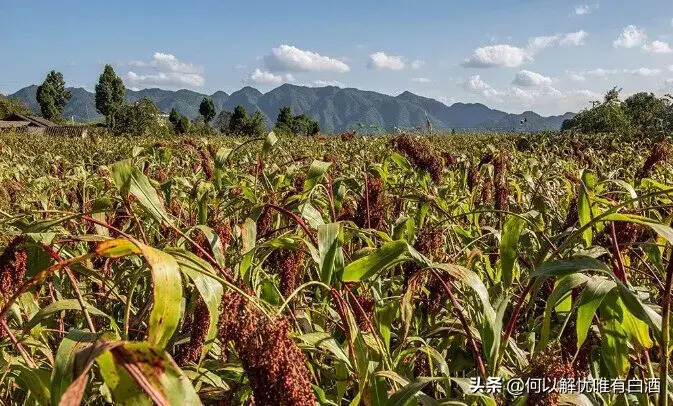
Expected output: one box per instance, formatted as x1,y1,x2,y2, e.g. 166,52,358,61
3,113,56,127
0,120,30,128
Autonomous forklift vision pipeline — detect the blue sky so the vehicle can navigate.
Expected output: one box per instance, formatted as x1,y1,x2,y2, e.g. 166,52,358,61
1,0,673,115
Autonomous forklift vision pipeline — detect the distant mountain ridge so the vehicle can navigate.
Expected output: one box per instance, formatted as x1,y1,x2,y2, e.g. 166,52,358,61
6,84,574,132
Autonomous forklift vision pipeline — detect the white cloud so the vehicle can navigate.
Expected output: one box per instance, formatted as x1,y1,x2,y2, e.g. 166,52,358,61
569,72,586,81
411,77,431,83
464,75,500,98
411,60,425,69
130,52,202,74
613,25,647,48
464,31,586,69
247,69,294,86
126,71,205,87
368,52,405,70
625,67,661,77
126,52,205,88
263,45,350,73
528,31,587,51
574,5,590,15
462,45,531,68
560,30,588,46
528,35,559,51
586,68,619,77
313,79,345,87
574,3,598,15
512,70,553,87
643,40,672,54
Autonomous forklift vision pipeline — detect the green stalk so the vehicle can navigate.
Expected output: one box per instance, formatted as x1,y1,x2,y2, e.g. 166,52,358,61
661,251,673,406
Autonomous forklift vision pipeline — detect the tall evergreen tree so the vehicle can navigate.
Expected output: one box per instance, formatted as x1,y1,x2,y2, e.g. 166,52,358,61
199,97,216,123
228,105,248,133
36,71,71,120
275,106,294,131
169,108,180,126
94,65,125,125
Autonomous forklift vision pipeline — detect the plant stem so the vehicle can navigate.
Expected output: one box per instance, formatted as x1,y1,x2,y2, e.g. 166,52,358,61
660,250,673,406
610,222,628,284
1,319,36,368
432,270,487,381
41,244,96,333
266,203,318,245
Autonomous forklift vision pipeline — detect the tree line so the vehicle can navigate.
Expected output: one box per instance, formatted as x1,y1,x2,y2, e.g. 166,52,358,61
562,87,673,135
2,65,320,137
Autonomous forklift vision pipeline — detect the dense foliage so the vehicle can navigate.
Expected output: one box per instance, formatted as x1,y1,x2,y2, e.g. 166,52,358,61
0,96,31,120
35,71,71,121
563,88,673,135
0,130,672,405
199,97,216,124
276,106,321,136
94,65,125,124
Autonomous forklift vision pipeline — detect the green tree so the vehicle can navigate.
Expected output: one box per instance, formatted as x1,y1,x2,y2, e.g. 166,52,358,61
95,65,125,125
623,92,670,133
292,113,320,136
169,108,180,126
199,97,216,123
176,115,191,134
274,106,320,136
36,71,71,120
215,110,233,133
110,98,163,136
243,111,266,137
228,105,249,133
275,106,294,131
561,87,633,134
0,96,31,119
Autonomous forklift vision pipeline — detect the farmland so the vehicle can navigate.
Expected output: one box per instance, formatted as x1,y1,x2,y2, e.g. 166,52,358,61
0,129,672,405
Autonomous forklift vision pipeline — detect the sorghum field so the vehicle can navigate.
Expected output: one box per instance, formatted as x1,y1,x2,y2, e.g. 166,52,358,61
0,130,672,405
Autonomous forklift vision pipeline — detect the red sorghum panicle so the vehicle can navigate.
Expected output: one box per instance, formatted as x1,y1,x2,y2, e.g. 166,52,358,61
477,152,494,168
0,236,27,299
351,293,375,331
293,173,306,192
524,351,575,406
493,153,509,211
612,221,639,249
175,298,210,366
403,226,443,282
562,199,578,230
212,219,232,252
218,292,316,406
559,317,596,378
190,231,210,261
414,226,444,260
199,149,215,181
413,352,430,377
467,166,479,192
442,152,458,168
481,177,493,205
207,144,217,159
340,131,356,141
637,141,671,179
267,249,306,297
337,199,356,222
391,135,443,183
257,205,274,238
183,137,198,148
422,272,451,316
354,176,387,230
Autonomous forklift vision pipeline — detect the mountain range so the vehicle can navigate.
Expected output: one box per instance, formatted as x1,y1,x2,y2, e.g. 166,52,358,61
5,84,574,132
